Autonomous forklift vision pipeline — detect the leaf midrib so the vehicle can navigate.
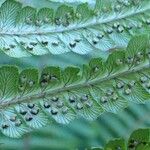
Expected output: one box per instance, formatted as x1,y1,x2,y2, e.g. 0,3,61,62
0,4,150,36
0,63,149,110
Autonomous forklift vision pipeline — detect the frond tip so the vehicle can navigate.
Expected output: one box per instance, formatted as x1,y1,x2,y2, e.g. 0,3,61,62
0,0,150,57
89,128,150,150
0,35,149,138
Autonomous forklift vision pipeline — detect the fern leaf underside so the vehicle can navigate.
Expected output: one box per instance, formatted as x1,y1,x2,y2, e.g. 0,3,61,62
0,35,149,137
0,0,150,57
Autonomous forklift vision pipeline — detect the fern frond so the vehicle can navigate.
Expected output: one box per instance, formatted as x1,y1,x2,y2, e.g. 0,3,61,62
88,128,150,150
0,0,150,57
48,0,94,3
0,35,150,138
1,103,150,149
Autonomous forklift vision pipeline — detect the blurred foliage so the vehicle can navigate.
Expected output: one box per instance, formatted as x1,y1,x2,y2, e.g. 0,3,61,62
89,128,150,150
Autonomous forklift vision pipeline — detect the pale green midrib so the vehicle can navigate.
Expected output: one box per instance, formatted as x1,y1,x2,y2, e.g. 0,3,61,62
0,4,150,36
0,63,149,109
